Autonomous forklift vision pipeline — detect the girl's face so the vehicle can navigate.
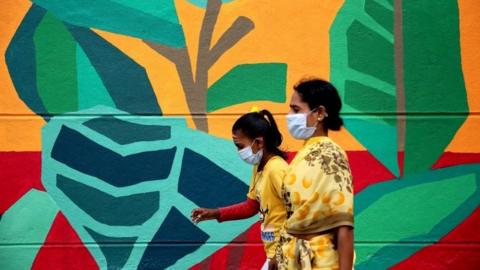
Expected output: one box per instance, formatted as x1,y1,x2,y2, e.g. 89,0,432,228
232,129,263,154
288,91,322,128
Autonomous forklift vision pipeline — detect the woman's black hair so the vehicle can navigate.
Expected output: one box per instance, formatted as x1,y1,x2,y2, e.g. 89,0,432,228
294,78,344,131
232,109,286,160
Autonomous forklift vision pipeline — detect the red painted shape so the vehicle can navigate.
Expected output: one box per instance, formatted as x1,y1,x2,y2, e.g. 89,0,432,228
346,151,396,193
190,222,265,269
285,151,297,164
208,242,230,269
433,152,480,169
0,152,44,213
391,207,480,269
31,212,99,270
398,151,404,177
237,221,266,269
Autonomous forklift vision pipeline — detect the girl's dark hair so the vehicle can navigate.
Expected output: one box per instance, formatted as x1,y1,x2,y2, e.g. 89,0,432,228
294,78,344,131
232,109,286,160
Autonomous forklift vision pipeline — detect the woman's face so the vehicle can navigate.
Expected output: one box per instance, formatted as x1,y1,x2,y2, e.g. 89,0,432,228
232,129,263,154
288,91,320,128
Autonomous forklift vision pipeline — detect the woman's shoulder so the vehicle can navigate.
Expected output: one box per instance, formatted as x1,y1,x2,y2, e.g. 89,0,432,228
309,137,345,155
303,137,349,166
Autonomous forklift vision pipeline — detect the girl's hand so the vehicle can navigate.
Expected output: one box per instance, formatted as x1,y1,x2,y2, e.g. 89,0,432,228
191,208,220,223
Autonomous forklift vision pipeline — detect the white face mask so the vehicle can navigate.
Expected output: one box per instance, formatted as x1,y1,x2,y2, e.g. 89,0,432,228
286,111,317,140
238,140,263,165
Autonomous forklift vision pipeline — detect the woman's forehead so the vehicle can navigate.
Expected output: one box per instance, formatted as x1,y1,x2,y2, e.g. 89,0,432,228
290,92,308,108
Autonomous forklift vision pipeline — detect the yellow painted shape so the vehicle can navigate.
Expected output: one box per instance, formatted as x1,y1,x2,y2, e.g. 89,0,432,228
0,1,44,151
0,117,44,151
92,0,365,151
446,0,480,152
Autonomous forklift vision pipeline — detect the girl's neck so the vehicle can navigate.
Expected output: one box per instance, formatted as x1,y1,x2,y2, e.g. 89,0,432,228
258,151,274,172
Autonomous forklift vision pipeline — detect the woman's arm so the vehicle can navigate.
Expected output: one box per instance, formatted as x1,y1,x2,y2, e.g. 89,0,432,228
191,198,259,223
337,226,354,270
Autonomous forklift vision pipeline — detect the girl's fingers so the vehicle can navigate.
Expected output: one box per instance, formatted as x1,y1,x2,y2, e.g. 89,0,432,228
191,210,205,223
191,209,203,222
191,208,215,224
192,208,204,217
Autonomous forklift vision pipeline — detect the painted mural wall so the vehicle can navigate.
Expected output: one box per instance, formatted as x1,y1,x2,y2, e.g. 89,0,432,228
1,0,479,269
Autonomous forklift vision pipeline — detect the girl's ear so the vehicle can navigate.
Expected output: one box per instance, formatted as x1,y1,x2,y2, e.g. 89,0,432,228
255,137,265,150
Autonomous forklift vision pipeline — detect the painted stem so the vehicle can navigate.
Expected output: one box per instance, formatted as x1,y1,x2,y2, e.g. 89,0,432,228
145,0,254,132
394,0,405,174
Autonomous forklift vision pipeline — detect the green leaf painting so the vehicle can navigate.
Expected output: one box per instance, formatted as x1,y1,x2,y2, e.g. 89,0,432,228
207,63,287,112
31,0,185,47
330,0,468,176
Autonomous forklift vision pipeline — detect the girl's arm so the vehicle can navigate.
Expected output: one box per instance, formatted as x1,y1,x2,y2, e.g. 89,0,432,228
191,198,259,223
337,226,354,270
218,198,259,222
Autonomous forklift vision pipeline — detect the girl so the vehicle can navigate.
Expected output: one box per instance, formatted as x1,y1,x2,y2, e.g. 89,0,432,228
191,109,288,270
276,78,354,270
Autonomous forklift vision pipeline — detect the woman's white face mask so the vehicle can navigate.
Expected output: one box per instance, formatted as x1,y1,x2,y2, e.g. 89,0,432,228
238,140,263,165
286,109,317,140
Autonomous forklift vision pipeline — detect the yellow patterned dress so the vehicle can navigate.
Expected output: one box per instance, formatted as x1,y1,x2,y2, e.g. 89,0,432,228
277,136,354,270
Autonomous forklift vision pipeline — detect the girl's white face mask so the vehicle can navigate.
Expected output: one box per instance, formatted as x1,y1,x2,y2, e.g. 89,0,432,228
286,110,317,140
238,140,263,165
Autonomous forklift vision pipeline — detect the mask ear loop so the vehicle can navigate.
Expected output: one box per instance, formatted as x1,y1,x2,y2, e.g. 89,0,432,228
250,138,262,153
313,106,329,121
249,137,263,191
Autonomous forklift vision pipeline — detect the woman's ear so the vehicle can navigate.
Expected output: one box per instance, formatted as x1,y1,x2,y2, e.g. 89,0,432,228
316,106,327,122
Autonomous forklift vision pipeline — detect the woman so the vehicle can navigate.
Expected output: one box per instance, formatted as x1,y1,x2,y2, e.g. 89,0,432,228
276,78,354,270
191,109,289,270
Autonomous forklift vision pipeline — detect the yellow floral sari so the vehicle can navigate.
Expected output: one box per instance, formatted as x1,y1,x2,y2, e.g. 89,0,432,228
277,136,354,269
